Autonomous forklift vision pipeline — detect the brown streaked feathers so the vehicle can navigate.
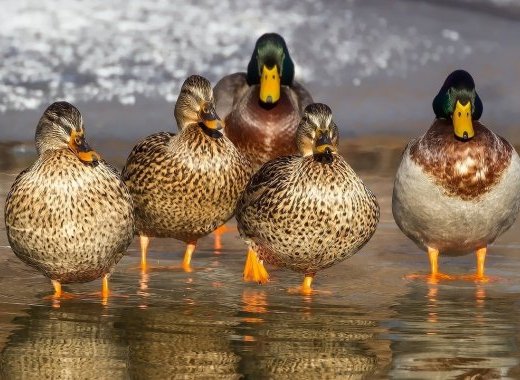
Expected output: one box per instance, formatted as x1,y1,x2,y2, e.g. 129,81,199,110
122,123,253,243
214,73,313,168
410,119,513,200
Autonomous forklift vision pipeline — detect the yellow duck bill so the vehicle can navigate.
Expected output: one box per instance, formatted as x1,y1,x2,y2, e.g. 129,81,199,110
453,100,474,140
259,65,281,104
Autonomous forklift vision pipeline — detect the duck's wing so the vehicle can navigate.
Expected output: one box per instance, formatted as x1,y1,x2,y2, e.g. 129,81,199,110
236,156,296,240
291,80,314,111
121,132,175,184
213,72,249,119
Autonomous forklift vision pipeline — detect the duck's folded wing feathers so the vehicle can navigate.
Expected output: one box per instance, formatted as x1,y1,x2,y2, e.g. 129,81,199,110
213,73,249,119
291,80,314,111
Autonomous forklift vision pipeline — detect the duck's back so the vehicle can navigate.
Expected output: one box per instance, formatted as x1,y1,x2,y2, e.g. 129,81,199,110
215,73,312,168
5,149,134,283
237,155,379,273
122,128,253,242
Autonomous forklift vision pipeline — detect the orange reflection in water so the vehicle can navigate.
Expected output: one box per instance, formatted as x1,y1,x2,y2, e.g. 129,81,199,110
138,267,150,309
241,289,268,342
426,283,439,326
241,289,268,324
474,284,486,326
424,281,488,334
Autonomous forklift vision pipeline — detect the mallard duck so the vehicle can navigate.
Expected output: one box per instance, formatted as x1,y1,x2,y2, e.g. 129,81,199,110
214,33,313,168
236,103,380,294
392,69,520,281
122,75,253,272
4,101,135,299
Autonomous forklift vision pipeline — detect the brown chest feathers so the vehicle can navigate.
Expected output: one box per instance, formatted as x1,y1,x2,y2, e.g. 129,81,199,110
410,119,513,200
224,86,302,167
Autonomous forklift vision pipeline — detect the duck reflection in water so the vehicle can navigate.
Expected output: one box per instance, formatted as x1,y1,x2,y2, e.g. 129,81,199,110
119,303,241,378
234,287,382,378
389,281,520,378
0,302,127,379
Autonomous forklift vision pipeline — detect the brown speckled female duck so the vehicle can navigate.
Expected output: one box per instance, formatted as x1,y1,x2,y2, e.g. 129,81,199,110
122,75,253,272
214,33,313,168
4,102,135,299
393,70,520,281
236,103,379,294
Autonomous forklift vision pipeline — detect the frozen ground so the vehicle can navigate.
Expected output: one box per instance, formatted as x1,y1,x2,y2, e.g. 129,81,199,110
0,0,519,142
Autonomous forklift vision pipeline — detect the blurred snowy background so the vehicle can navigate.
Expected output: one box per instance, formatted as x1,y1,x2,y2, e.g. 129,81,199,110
0,0,519,143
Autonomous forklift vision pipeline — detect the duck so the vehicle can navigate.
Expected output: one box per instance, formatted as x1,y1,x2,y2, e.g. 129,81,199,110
236,103,380,294
122,75,253,272
392,69,520,281
214,33,313,168
4,101,135,299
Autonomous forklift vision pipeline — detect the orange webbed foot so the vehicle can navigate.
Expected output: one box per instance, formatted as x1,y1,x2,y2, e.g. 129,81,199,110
243,248,269,284
404,272,457,284
287,275,331,296
43,280,77,300
459,274,500,284
43,292,76,300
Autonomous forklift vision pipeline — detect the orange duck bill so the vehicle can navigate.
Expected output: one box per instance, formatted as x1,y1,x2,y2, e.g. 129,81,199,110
69,130,100,163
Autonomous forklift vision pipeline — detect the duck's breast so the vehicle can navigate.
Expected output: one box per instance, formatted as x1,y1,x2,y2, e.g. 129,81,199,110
224,86,302,167
239,155,379,273
5,150,134,283
393,128,520,254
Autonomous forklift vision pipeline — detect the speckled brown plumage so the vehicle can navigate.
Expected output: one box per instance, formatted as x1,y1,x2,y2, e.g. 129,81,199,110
237,155,379,274
409,119,513,200
4,103,135,285
121,75,253,261
215,73,312,168
236,104,379,277
122,126,253,242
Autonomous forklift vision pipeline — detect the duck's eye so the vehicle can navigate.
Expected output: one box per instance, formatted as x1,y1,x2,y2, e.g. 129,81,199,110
466,112,469,117
458,112,461,117
264,75,268,80
272,75,275,79
74,137,81,145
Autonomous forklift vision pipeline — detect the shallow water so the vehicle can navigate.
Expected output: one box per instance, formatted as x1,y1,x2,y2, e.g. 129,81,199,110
1,147,520,379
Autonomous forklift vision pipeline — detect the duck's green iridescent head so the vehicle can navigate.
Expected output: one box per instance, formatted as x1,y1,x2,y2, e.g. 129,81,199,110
297,103,339,158
432,70,483,141
174,75,222,132
246,33,295,105
35,101,100,164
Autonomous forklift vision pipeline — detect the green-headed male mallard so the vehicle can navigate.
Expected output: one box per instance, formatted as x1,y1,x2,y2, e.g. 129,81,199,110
122,75,253,272
236,103,379,294
4,102,135,299
214,33,313,168
393,69,520,281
